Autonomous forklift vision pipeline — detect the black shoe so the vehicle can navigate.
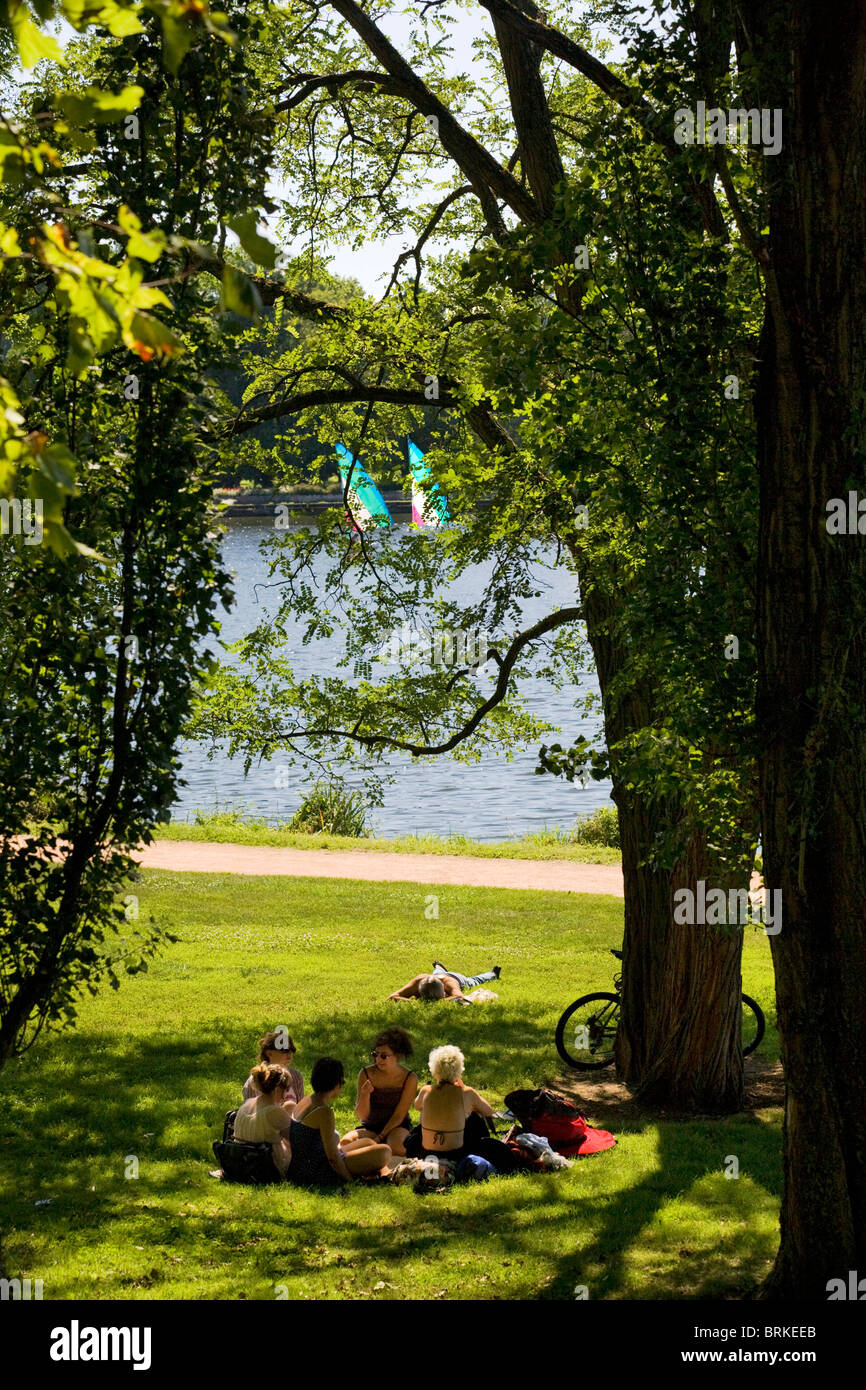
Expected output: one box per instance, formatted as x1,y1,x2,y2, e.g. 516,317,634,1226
492,966,501,979
433,960,446,971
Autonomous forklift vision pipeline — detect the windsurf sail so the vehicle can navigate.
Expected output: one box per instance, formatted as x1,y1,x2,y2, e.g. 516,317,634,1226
335,443,392,531
408,439,450,527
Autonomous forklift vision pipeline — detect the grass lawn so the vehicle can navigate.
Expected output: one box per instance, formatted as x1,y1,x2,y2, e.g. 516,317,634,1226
0,872,781,1301
153,818,622,864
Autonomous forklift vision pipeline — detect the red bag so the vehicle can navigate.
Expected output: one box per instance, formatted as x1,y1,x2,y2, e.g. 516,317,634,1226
529,1113,616,1157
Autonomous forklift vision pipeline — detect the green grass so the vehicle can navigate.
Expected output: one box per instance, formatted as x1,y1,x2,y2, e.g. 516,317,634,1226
0,872,780,1301
154,815,623,864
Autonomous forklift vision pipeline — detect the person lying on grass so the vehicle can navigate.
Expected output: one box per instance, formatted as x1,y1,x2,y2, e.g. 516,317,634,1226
341,1027,418,1158
388,961,501,1004
288,1057,392,1186
242,1028,304,1104
233,1064,295,1177
405,1045,495,1160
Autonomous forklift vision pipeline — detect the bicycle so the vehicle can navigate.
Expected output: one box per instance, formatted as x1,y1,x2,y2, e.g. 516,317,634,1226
555,948,766,1070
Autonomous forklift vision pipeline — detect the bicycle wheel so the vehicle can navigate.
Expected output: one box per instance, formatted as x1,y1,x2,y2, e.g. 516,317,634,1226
555,992,620,1069
741,994,765,1056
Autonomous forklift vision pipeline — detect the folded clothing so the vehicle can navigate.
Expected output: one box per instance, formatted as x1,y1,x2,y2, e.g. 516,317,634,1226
529,1112,616,1157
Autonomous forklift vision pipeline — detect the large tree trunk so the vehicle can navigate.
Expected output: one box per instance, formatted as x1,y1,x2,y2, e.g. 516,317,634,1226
583,585,753,1111
752,1,866,1296
617,809,748,1111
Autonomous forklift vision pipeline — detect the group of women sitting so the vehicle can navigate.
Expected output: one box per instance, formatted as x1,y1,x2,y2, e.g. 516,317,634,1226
232,1026,496,1186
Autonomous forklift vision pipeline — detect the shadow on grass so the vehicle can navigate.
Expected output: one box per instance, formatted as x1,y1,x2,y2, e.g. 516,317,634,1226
1,1006,782,1299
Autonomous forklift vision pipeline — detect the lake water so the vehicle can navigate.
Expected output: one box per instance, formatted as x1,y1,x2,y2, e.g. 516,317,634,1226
170,518,613,840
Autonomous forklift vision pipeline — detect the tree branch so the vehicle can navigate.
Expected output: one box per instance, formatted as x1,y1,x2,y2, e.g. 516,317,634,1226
226,382,458,435
274,69,412,113
326,0,540,224
277,605,583,755
198,257,350,319
382,183,474,299
478,0,728,240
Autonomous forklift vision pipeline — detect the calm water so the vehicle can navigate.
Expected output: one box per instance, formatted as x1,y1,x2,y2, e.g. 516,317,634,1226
171,519,613,840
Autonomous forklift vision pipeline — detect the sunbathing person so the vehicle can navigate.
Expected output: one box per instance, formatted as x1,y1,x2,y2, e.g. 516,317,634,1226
242,1028,304,1104
388,961,501,1003
342,1027,418,1157
288,1057,392,1186
233,1064,295,1177
406,1045,495,1159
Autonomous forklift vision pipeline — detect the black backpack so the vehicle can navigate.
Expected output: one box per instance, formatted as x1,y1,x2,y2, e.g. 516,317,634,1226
213,1109,282,1185
504,1087,586,1124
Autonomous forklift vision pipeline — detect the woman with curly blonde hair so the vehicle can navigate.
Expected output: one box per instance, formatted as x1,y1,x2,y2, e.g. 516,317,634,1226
406,1045,494,1160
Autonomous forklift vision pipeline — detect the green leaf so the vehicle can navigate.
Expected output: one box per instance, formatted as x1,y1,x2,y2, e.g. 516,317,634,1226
57,85,145,127
8,1,64,67
226,210,276,270
118,204,167,262
160,12,195,74
62,0,144,36
128,311,183,357
220,263,261,320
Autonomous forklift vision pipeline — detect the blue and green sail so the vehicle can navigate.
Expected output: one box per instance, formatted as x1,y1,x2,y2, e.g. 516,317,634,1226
408,440,450,526
335,443,392,531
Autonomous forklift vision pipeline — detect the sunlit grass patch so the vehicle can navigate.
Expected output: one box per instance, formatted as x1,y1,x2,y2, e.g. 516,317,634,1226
0,871,779,1301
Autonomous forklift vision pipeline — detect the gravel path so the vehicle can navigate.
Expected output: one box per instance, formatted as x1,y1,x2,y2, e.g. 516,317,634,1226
136,840,625,896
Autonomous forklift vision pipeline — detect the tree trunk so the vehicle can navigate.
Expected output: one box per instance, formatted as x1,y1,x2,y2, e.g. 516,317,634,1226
752,1,866,1296
582,585,753,1111
616,804,748,1111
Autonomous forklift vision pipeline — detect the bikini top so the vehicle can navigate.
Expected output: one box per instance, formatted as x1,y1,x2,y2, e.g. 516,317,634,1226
421,1083,466,1146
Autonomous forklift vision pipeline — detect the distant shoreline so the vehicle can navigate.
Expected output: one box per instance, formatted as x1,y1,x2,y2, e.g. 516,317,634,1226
213,489,491,519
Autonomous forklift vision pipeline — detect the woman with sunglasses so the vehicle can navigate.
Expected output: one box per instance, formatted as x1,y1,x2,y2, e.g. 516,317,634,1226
342,1027,417,1157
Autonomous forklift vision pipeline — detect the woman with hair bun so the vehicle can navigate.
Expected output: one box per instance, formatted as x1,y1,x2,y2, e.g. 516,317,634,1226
233,1064,295,1177
342,1026,418,1157
407,1045,494,1160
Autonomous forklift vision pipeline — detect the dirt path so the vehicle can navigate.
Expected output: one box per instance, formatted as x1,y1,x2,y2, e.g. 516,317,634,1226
135,839,625,895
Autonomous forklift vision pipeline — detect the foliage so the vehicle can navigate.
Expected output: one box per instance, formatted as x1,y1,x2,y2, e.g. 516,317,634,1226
0,0,237,553
570,805,620,849
0,0,279,1064
288,780,369,837
187,10,761,885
